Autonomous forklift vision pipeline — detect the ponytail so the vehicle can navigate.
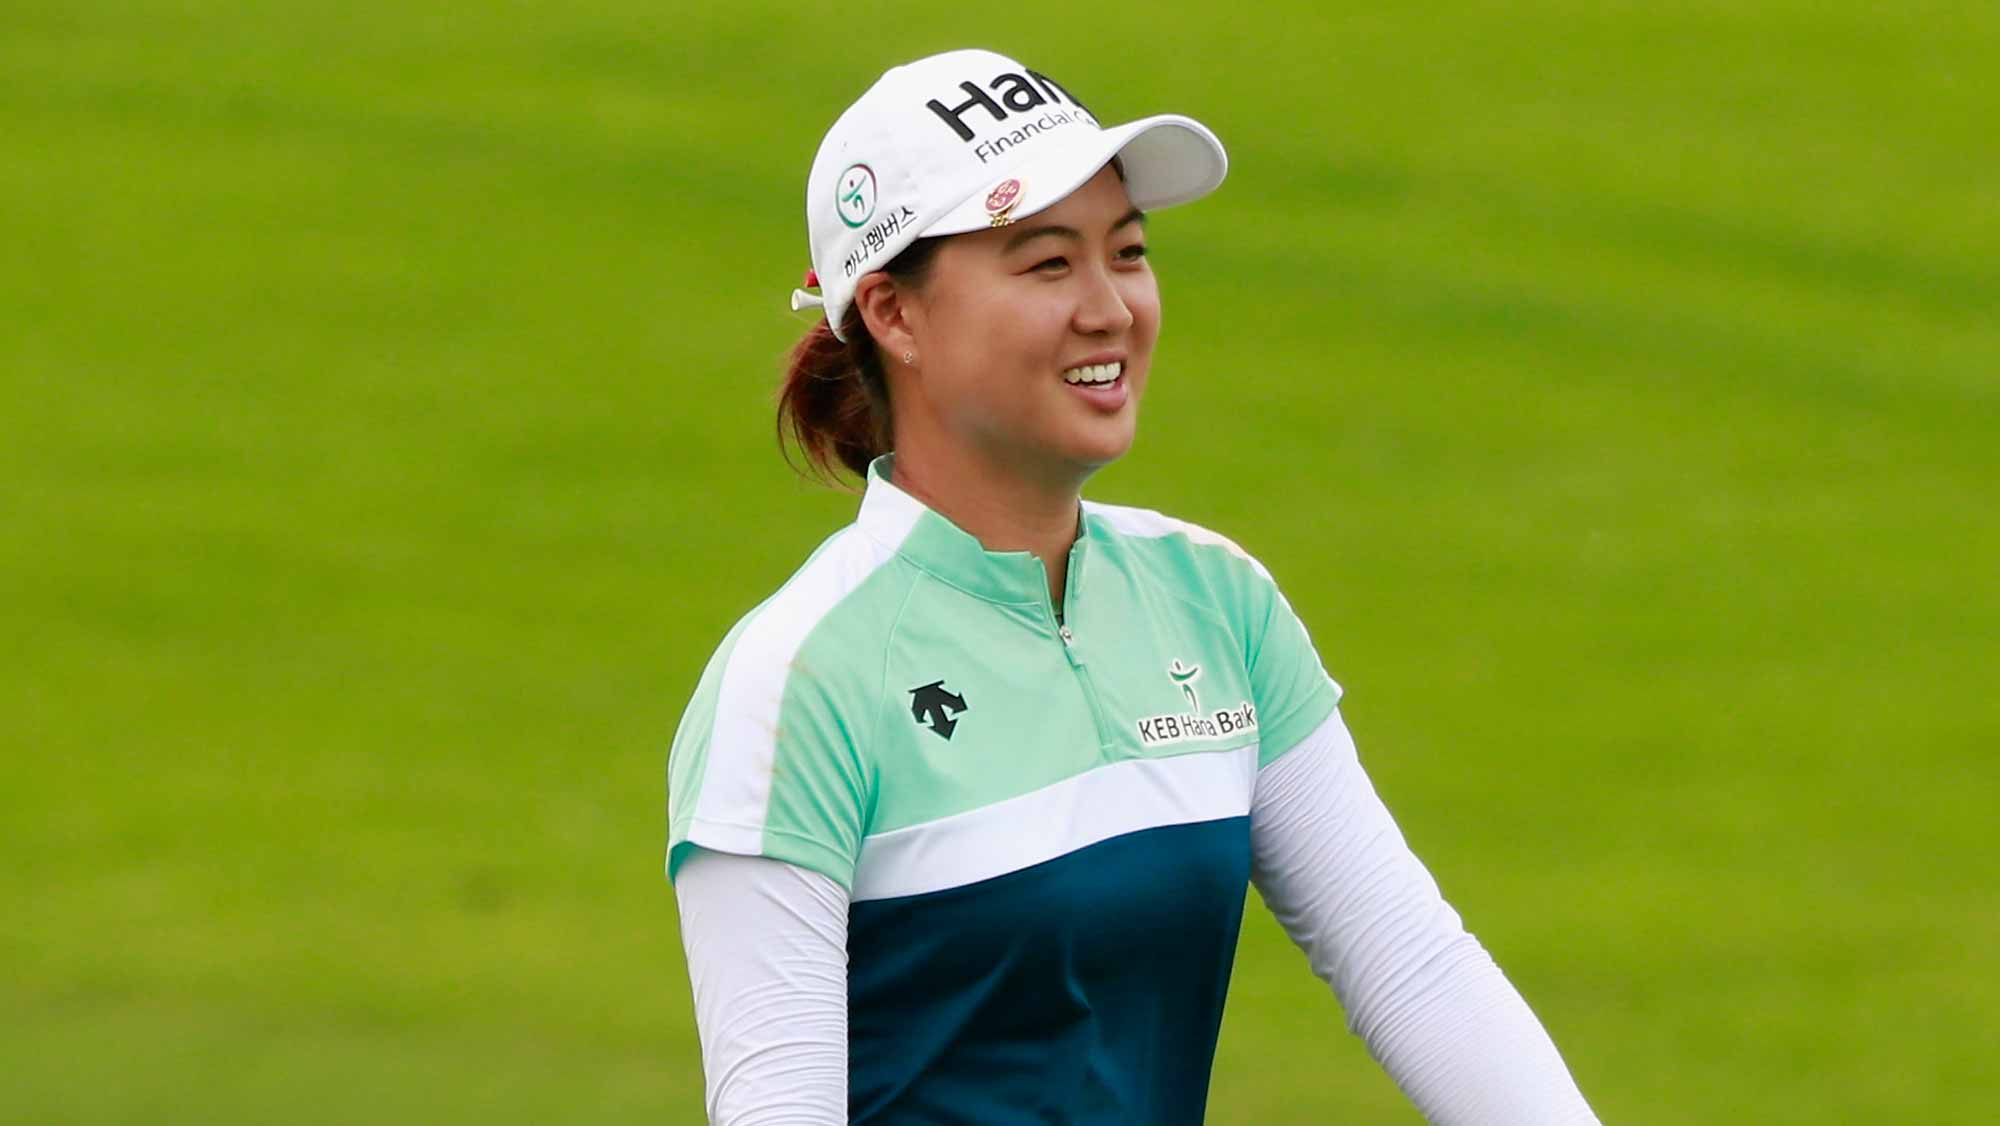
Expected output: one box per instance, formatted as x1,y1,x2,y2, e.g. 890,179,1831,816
776,236,945,485
777,310,890,484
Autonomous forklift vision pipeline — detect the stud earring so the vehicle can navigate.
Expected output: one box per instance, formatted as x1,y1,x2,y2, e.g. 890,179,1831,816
903,351,915,366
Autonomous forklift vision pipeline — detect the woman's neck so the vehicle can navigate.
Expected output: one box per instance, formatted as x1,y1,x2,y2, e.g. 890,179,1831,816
889,446,1086,611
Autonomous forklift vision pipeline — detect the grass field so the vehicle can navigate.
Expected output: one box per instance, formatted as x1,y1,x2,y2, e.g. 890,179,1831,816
4,1,1996,1121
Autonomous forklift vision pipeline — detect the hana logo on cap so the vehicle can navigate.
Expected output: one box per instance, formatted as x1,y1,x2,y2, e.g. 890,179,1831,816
837,164,878,229
984,178,1023,226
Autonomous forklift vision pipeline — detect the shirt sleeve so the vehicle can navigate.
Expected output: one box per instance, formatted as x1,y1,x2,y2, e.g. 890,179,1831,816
1249,708,1601,1125
1238,557,1343,767
667,605,877,890
675,847,850,1124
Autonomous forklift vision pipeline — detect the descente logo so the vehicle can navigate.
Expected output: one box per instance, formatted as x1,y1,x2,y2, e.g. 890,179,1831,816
925,67,1093,143
1136,701,1257,747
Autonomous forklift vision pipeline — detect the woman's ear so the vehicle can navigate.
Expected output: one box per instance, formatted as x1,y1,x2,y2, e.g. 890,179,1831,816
854,273,918,361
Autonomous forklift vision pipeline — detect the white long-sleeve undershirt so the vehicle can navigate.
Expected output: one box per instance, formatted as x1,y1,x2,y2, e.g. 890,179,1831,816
674,710,1600,1124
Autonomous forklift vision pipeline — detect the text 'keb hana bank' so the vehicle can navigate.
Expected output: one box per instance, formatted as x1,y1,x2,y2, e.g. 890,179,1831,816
1136,702,1258,748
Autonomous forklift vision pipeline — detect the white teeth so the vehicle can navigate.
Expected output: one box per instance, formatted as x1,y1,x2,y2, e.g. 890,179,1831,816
1063,362,1123,385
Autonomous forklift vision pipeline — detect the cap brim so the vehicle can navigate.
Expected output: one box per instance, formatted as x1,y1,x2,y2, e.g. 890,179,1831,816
924,114,1228,237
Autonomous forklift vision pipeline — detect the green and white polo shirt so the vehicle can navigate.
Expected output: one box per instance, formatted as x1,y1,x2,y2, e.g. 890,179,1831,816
667,455,1341,1124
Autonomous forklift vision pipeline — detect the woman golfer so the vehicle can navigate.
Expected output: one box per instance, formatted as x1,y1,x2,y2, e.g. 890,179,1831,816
668,48,1600,1125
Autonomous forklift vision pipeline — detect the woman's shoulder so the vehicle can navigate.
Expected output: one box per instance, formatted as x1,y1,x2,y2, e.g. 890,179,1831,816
1081,498,1276,584
695,521,918,685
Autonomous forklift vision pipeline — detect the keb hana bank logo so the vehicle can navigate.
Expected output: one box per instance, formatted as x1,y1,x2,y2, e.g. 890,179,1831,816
1137,659,1254,747
836,163,878,228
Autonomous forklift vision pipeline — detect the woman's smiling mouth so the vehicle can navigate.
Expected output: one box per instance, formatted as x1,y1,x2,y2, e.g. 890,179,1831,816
1062,361,1123,386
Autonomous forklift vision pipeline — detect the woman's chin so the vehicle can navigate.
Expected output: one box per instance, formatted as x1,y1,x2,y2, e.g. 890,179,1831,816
1056,423,1139,476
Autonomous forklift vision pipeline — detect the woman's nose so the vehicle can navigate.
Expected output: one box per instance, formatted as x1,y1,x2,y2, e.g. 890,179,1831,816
1072,266,1135,335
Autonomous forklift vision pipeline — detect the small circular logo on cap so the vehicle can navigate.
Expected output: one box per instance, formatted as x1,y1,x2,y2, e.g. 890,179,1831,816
836,164,877,229
984,178,1023,217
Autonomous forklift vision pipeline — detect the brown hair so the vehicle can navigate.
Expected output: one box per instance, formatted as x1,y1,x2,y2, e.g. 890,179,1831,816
777,238,944,484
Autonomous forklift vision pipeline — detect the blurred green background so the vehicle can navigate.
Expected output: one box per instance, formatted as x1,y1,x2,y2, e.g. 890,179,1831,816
4,0,1995,1121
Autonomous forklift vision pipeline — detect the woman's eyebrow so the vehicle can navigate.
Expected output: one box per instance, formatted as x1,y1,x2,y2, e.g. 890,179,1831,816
1002,208,1149,253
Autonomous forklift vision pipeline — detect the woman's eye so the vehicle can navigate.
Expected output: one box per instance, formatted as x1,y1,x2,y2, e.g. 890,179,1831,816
1118,243,1149,261
1033,256,1069,272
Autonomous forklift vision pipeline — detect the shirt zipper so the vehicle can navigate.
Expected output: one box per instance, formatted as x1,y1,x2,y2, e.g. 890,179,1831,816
1045,567,1114,749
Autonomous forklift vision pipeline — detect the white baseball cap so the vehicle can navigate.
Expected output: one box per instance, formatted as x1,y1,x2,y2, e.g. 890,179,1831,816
790,48,1229,341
